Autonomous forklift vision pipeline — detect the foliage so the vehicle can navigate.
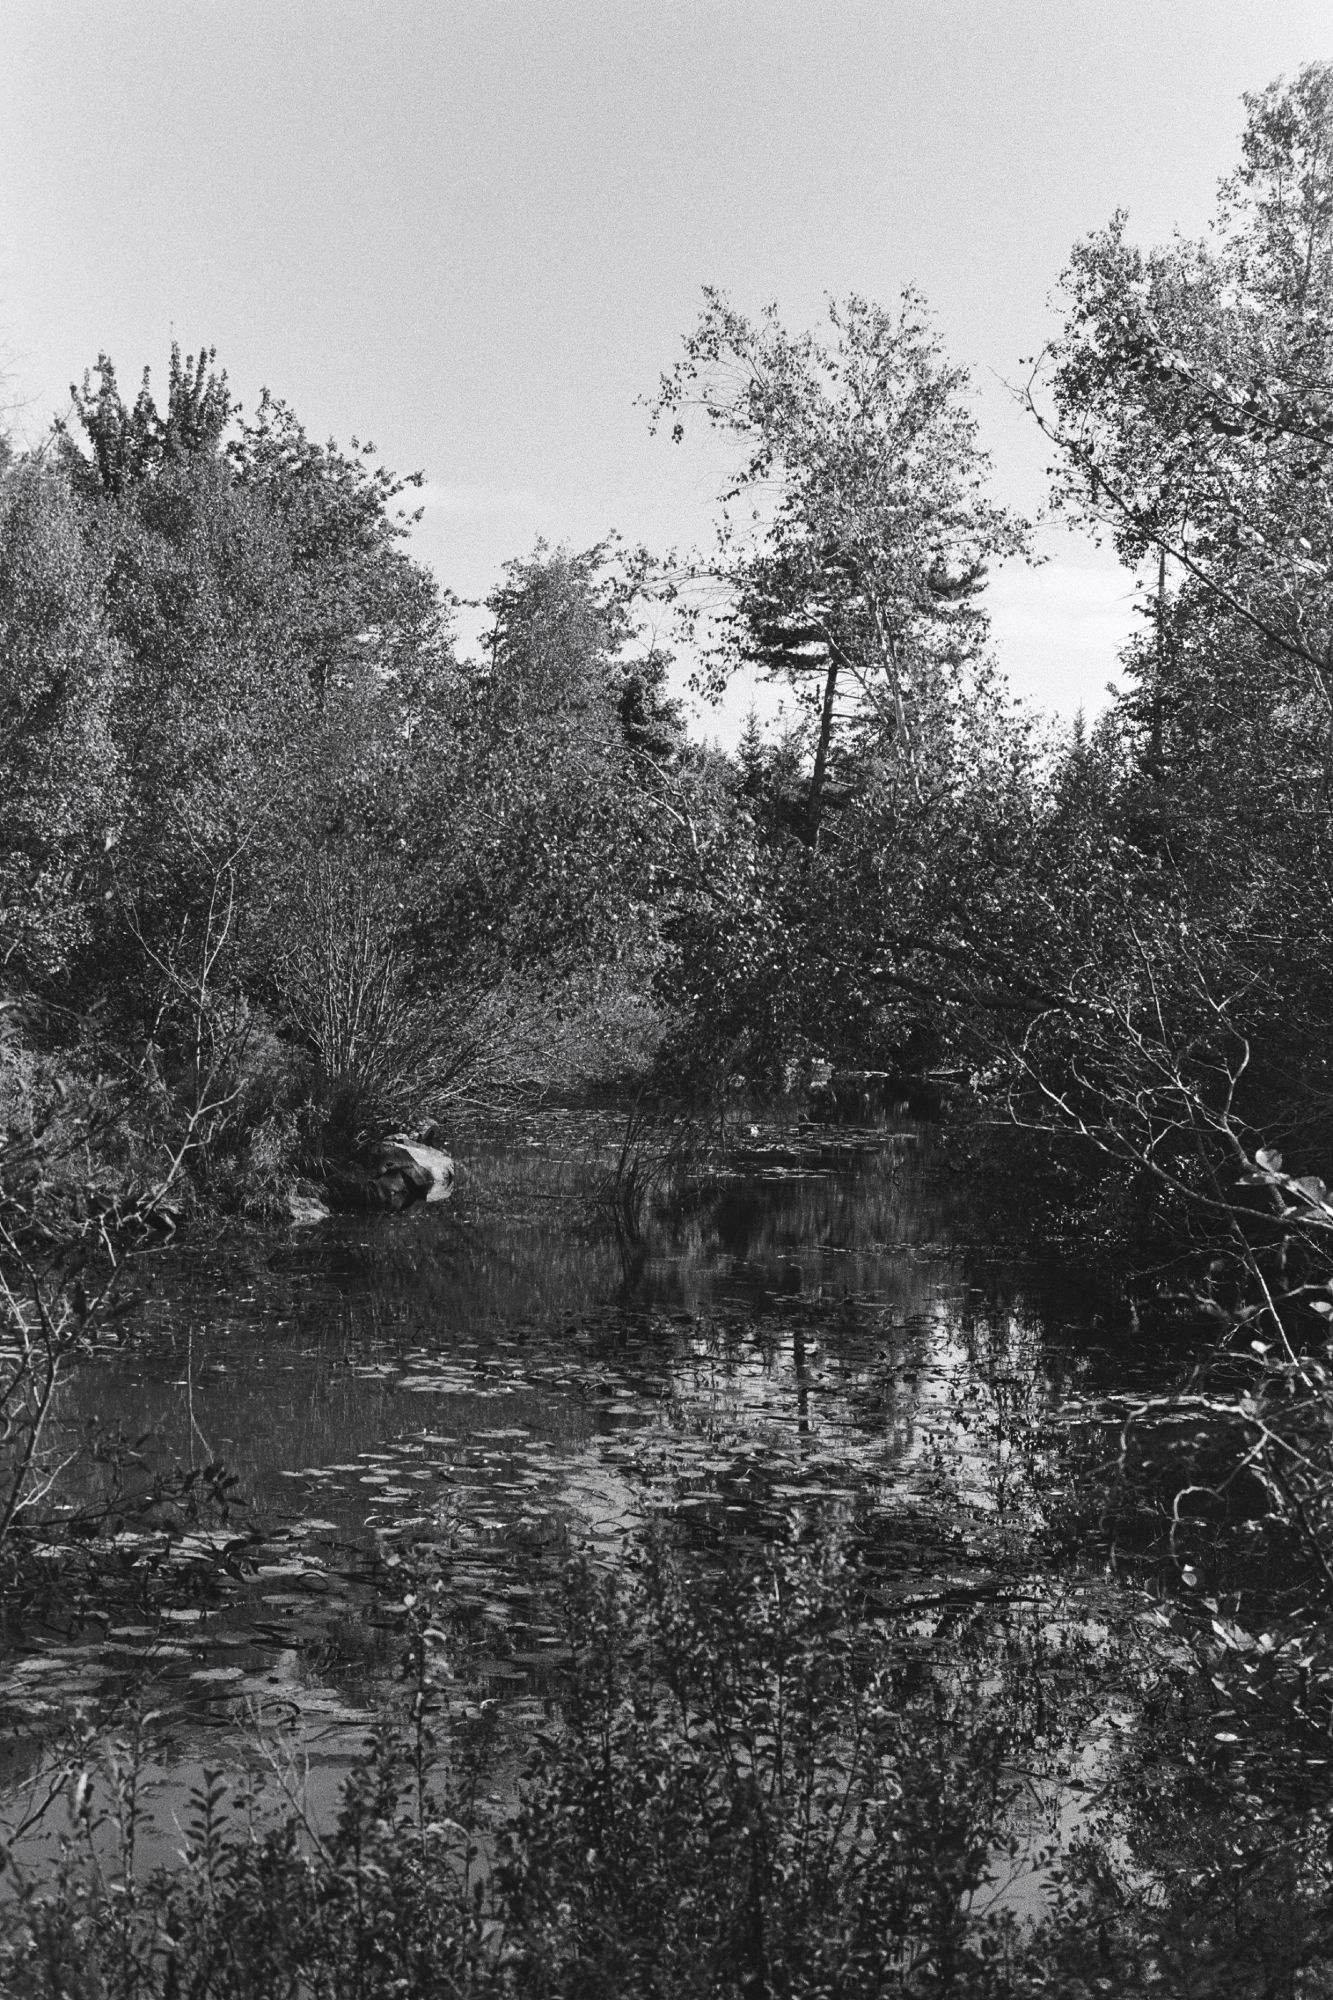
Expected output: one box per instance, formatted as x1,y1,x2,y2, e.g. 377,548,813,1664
989,1131,1333,1998
1012,58,1333,1181
652,666,1055,1100
0,467,125,985
425,539,689,985
645,293,1063,1102
63,343,232,498
0,1515,1038,2000
496,1528,1025,2000
653,290,1027,833
0,1013,239,1596
14,63,1333,1993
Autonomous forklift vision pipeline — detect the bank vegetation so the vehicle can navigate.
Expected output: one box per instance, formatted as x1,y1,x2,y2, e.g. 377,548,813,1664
6,59,1333,1998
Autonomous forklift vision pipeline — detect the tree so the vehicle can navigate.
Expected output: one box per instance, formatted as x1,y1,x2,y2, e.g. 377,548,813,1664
652,291,1027,836
1018,61,1333,1169
229,391,447,715
62,341,232,498
1031,62,1333,751
644,294,1055,1096
16,345,469,1165
0,468,125,984
427,540,687,982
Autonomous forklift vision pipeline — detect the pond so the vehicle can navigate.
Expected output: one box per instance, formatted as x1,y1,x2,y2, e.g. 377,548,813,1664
0,1109,1155,1892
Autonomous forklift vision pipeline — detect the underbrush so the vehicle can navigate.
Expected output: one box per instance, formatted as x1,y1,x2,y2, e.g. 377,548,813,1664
2,962,669,1234
9,1354,1333,1996
0,1519,1040,1999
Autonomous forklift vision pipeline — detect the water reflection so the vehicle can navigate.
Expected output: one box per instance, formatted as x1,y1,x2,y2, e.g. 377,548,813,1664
0,1116,1112,1866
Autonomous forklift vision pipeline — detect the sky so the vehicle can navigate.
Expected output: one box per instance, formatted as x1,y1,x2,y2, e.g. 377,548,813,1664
1,0,1328,742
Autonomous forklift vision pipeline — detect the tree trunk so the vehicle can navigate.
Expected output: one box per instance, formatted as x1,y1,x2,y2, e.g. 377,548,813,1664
806,651,839,842
1149,546,1166,771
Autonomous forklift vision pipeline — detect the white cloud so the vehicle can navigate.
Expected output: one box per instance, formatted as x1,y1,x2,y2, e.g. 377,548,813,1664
405,482,557,634
411,478,550,522
989,552,1142,717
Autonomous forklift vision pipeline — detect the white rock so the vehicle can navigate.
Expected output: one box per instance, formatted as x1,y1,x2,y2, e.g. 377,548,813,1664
378,1137,455,1203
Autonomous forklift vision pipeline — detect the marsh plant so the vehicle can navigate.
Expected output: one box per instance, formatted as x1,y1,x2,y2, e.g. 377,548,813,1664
11,1426,1333,1996
596,1105,715,1246
0,1017,244,1601
0,1513,1053,1999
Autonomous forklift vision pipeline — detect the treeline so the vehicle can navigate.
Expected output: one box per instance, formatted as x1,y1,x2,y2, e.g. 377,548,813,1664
0,355,716,1218
4,61,1333,1254
654,59,1333,1256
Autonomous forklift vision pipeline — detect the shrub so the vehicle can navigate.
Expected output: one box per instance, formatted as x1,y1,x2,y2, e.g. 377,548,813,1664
0,1520,1031,1999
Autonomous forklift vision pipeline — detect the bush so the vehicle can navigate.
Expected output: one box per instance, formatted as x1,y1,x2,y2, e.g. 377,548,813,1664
0,1518,1034,1999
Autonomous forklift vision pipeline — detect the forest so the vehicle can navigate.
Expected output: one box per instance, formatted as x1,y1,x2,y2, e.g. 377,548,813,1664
3,58,1333,2000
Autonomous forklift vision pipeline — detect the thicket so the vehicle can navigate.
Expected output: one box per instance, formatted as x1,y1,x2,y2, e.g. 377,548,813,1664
0,1521,1038,1999
11,1448,1333,1998
0,363,704,1211
646,62,1333,1264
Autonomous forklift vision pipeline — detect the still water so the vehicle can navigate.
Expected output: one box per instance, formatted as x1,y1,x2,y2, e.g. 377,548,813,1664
0,1111,1141,1878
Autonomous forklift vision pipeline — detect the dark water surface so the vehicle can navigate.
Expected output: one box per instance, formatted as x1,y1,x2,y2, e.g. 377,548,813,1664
0,1112,1144,1882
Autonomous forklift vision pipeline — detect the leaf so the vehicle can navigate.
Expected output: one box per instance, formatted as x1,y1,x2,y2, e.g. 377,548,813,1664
1255,1148,1283,1173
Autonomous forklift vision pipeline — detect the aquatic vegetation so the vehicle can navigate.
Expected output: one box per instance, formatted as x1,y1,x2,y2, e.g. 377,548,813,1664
0,1505,1079,1998
7,1113,1333,1996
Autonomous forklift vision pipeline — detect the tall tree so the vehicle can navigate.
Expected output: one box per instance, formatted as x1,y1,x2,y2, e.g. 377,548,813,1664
44,347,457,1071
1013,60,1333,1170
651,291,1026,836
432,541,685,980
1031,61,1333,752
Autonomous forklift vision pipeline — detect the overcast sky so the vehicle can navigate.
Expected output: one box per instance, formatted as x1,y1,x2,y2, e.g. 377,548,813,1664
2,1,1328,740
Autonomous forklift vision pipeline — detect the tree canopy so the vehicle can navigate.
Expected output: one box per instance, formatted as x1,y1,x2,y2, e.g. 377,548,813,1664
652,290,1027,834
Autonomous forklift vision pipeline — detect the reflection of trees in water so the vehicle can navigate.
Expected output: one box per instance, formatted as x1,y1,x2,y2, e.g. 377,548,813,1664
24,1117,1190,1940
659,1162,945,1259
1018,1651,1333,1994
45,1130,1085,1608
19,1181,1333,1980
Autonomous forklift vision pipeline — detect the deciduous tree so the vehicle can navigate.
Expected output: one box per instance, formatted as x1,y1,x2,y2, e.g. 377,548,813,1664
652,291,1027,836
